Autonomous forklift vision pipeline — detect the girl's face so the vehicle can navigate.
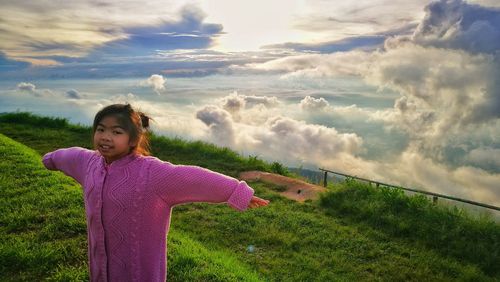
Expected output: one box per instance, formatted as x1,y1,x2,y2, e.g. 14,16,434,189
93,115,137,164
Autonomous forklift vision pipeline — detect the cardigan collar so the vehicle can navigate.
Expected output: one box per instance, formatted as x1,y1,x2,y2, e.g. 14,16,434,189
97,151,139,169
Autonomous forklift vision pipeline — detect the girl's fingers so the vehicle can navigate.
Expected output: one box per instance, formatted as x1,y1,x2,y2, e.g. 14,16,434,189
257,198,269,205
248,197,270,208
253,196,269,203
246,196,270,209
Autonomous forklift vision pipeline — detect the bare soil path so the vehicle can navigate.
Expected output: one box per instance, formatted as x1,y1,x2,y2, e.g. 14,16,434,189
239,171,328,202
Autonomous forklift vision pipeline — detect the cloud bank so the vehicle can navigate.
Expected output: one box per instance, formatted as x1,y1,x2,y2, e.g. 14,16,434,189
0,3,223,66
242,0,500,152
229,0,500,205
195,95,364,167
411,0,500,54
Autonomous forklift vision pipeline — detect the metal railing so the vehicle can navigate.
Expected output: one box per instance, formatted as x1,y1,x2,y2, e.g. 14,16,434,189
319,168,500,212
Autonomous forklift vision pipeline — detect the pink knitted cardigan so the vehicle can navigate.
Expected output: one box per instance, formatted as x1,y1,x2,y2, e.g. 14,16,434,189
42,147,254,281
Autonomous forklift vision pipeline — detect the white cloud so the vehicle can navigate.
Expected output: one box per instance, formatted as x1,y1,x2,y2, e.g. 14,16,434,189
195,100,364,168
221,91,246,113
220,91,281,110
300,96,330,111
66,89,82,99
264,115,363,158
243,51,370,77
365,44,499,145
242,95,280,108
141,74,166,95
109,93,139,104
333,104,375,120
17,82,36,92
296,95,382,124
16,82,54,97
195,105,235,148
218,91,281,122
291,0,431,40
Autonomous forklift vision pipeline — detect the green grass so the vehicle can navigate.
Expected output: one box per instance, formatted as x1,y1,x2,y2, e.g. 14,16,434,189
169,181,497,281
0,133,89,281
320,178,500,276
168,230,261,282
319,179,500,276
1,112,500,281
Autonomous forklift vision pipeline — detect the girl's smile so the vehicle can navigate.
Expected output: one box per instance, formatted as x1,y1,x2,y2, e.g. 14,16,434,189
98,144,113,152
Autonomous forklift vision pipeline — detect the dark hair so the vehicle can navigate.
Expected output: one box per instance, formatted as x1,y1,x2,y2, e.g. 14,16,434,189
92,103,153,156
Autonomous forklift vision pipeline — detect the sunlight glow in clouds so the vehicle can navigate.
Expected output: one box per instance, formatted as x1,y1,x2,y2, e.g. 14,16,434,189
200,0,313,51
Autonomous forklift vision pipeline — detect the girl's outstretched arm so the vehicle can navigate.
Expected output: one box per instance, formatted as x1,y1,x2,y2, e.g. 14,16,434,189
150,160,269,211
42,147,93,185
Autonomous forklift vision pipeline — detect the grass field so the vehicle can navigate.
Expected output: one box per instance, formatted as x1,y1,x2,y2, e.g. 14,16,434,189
1,112,499,281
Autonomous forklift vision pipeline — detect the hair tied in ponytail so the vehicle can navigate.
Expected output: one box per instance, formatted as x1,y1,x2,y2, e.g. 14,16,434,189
139,112,151,129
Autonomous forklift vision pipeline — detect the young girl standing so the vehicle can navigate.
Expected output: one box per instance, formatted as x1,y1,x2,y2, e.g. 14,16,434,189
42,103,269,281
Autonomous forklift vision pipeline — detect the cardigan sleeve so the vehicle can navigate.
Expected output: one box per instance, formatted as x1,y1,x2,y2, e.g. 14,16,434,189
42,147,94,185
149,159,254,211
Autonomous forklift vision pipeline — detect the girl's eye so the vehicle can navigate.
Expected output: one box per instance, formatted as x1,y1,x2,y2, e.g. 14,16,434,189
114,131,123,135
97,128,104,132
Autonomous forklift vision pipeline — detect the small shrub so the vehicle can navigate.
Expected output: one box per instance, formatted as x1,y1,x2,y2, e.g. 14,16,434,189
270,162,289,176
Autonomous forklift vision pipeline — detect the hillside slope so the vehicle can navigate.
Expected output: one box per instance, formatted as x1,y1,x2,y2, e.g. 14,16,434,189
1,112,499,281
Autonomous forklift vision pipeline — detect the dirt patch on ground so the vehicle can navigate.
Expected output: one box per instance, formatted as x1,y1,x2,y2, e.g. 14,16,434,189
239,171,328,202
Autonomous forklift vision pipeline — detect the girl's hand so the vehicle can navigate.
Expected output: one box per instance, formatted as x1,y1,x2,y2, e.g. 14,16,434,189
248,196,270,209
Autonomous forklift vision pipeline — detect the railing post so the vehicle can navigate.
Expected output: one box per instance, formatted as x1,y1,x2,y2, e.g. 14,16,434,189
323,171,328,187
433,196,438,204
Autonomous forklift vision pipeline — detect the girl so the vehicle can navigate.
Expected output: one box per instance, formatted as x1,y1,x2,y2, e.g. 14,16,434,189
42,103,270,281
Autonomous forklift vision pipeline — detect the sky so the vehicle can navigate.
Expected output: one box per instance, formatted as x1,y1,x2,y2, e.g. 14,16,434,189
1,0,500,208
